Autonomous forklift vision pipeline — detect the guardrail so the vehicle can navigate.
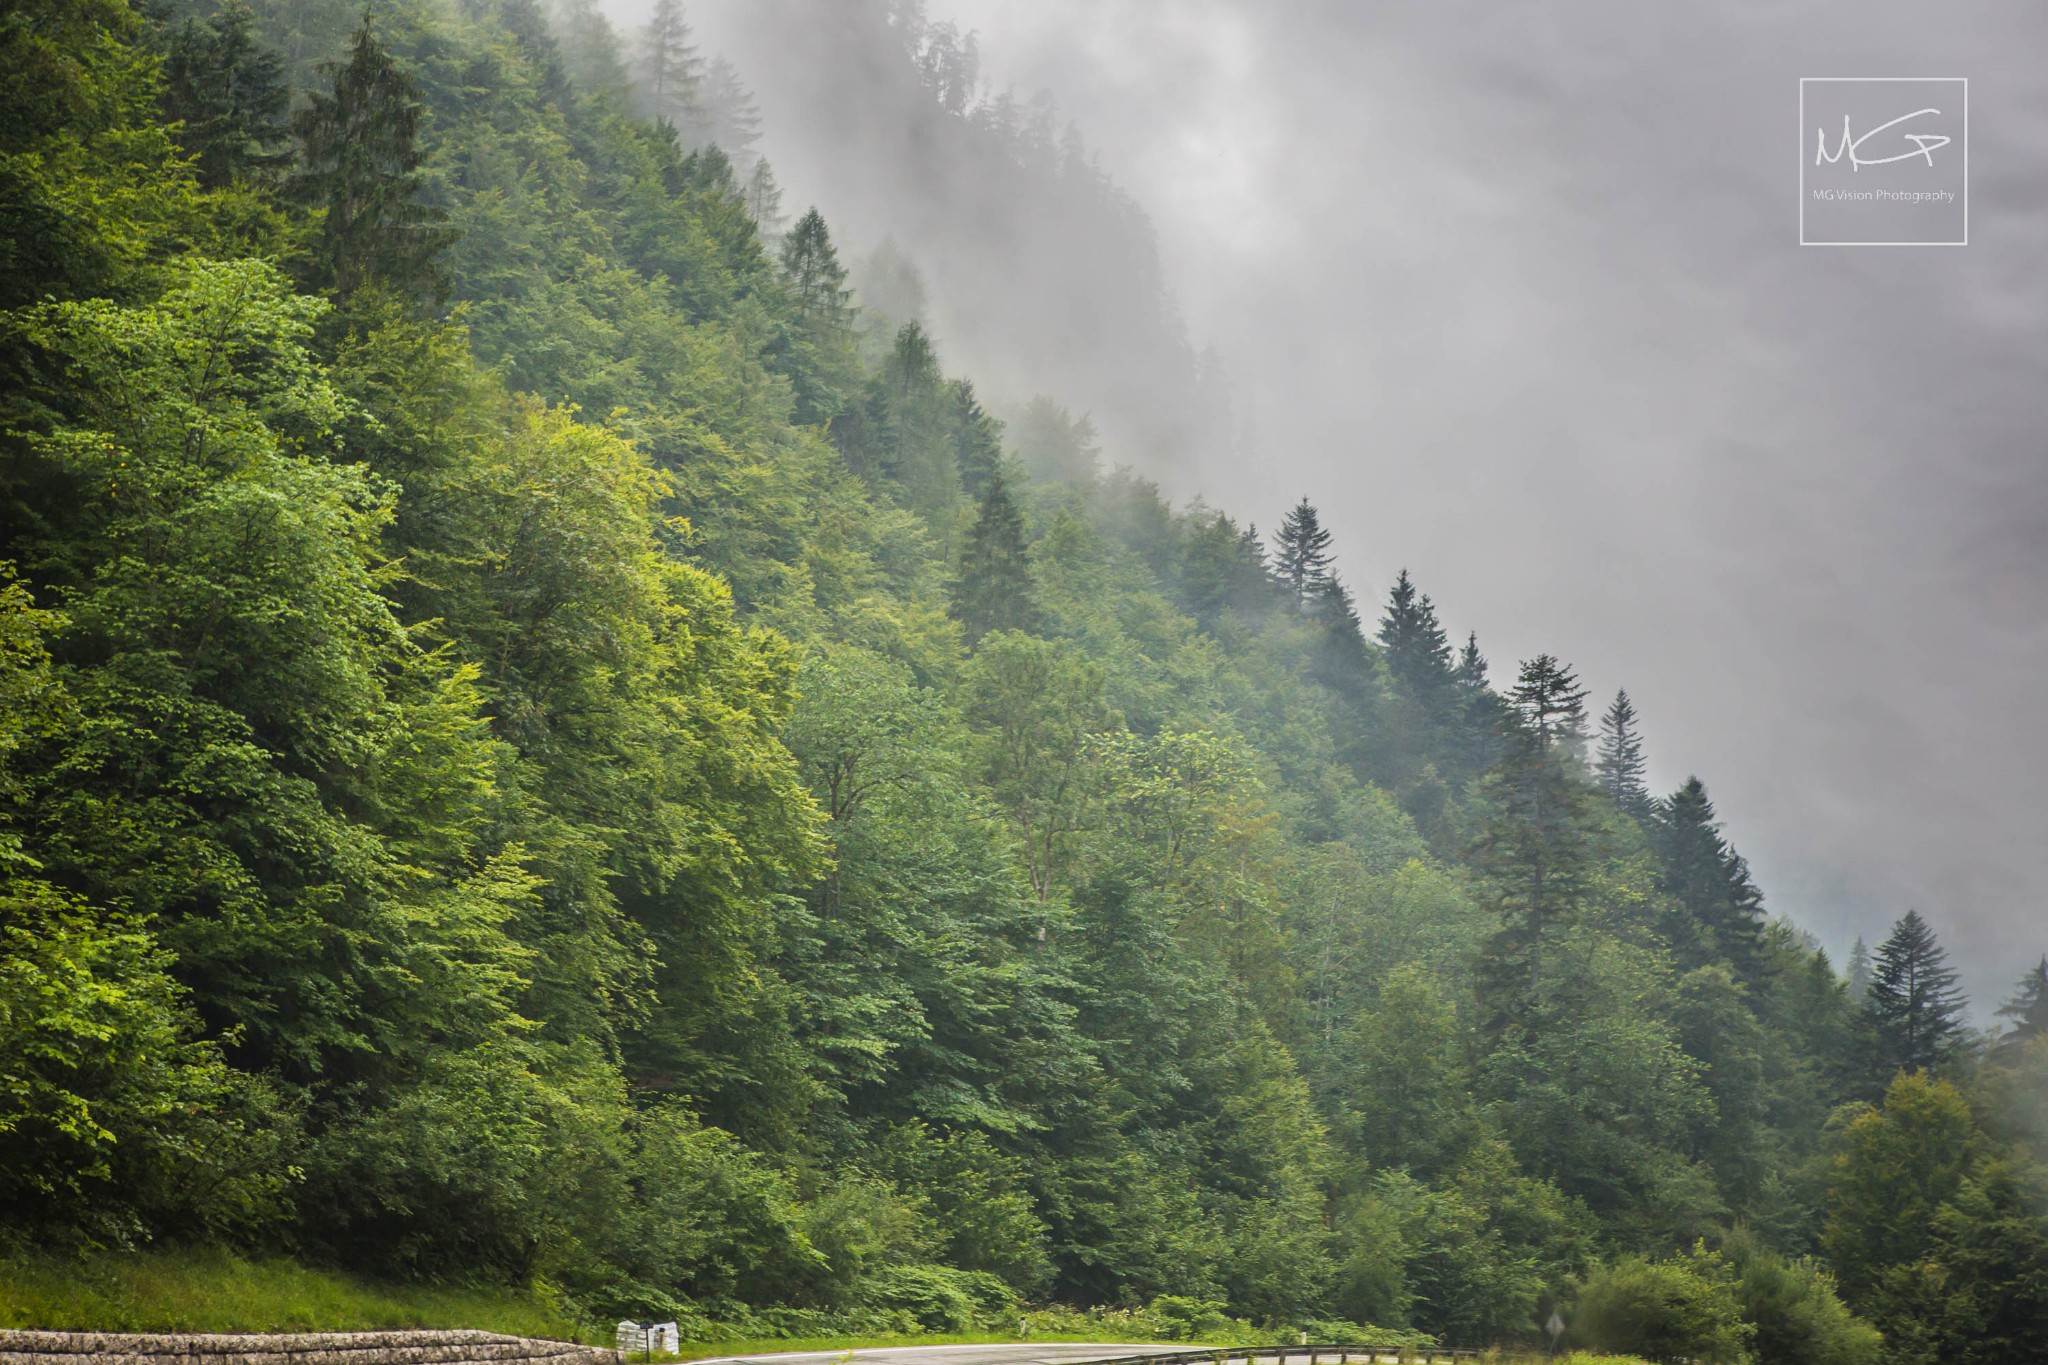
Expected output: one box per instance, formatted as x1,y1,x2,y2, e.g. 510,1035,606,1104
1073,1346,1483,1365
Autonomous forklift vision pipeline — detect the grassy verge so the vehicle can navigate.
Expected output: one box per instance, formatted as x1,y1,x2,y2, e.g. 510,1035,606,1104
0,1249,591,1341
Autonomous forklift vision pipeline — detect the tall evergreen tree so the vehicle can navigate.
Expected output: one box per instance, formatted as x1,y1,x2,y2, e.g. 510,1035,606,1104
1846,936,1874,1000
949,378,1003,497
292,19,454,303
697,55,760,161
1595,690,1651,819
638,0,702,127
1655,777,1766,977
1454,631,1489,688
777,207,858,424
781,207,851,325
1865,910,1968,1075
952,468,1041,645
160,0,293,189
1996,956,2048,1046
745,158,785,238
1472,655,1598,1012
1379,569,1455,700
1270,497,1334,607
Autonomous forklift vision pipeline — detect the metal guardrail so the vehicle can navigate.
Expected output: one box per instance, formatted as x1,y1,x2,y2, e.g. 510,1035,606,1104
1071,1346,1483,1365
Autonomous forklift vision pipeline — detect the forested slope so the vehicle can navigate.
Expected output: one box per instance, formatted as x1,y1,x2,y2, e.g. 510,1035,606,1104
0,1,2044,1361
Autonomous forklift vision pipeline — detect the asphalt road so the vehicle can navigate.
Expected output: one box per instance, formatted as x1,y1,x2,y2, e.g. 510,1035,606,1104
691,1344,1182,1365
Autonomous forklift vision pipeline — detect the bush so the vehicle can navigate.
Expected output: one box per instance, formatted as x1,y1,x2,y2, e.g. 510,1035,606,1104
1149,1294,1232,1339
853,1265,1014,1331
1572,1246,1752,1364
1727,1233,1883,1365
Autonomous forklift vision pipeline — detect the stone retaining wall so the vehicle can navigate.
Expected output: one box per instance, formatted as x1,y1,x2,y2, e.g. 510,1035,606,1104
0,1329,620,1365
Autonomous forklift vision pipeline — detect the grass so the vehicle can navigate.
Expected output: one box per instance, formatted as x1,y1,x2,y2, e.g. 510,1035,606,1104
0,1248,592,1341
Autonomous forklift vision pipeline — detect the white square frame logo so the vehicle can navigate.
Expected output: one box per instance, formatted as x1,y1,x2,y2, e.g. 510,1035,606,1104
1800,77,1968,246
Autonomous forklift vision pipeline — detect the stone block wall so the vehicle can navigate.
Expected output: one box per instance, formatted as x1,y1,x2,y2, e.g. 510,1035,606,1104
0,1329,620,1365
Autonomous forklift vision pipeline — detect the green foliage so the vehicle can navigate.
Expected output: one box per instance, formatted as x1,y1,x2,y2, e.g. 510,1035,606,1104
1,0,2038,1347
0,1247,588,1336
1725,1230,1882,1365
1572,1246,1752,1364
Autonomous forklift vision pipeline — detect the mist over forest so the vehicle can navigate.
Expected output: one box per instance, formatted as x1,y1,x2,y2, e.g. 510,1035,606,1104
0,1,2044,1363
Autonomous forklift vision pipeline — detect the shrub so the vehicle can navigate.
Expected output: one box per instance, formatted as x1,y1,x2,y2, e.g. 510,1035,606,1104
1572,1246,1751,1364
1727,1233,1883,1365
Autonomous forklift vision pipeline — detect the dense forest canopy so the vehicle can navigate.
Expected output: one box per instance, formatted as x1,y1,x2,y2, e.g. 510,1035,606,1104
0,1,2043,1362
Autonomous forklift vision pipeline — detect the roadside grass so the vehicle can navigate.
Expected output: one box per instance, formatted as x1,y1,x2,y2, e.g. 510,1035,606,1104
0,1248,591,1341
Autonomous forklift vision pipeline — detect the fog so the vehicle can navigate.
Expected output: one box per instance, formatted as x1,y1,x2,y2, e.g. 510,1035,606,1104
672,0,2046,1012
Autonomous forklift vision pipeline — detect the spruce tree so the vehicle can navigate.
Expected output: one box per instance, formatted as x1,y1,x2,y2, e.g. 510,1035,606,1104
161,0,293,189
1472,654,1599,1015
1379,568,1454,700
1595,689,1651,819
1270,497,1334,607
1847,936,1874,1000
1655,777,1766,976
293,19,455,303
697,55,760,161
1454,631,1489,687
949,379,1003,497
1996,956,2048,1046
782,208,852,326
745,159,785,238
638,0,702,128
777,207,859,425
952,468,1041,645
1865,910,1968,1074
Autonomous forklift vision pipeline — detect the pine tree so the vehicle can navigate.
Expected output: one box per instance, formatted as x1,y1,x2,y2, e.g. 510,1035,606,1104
781,207,852,326
161,0,293,189
1472,655,1599,1014
1865,910,1968,1074
952,469,1041,645
697,55,760,161
638,0,702,128
1379,569,1454,699
745,159,785,238
292,19,455,303
1996,956,2048,1046
1454,631,1489,687
1655,777,1766,976
1595,690,1651,819
1508,653,1588,752
1847,936,1874,1000
1270,497,1334,607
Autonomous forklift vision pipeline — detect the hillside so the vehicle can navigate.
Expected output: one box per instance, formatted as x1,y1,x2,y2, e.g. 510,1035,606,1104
0,1,2043,1362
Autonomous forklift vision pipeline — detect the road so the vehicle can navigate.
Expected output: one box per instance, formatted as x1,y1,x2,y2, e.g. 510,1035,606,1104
690,1344,1182,1365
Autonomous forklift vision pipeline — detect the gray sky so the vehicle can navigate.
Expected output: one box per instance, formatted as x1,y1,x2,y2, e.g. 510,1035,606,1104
917,0,2048,1012
683,0,2048,1009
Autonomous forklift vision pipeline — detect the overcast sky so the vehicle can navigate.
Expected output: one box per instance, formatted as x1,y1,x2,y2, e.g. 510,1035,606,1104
920,0,2048,1010
681,0,2048,1010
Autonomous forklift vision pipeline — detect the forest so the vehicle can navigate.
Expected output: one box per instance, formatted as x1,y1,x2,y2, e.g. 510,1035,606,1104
0,0,2044,1361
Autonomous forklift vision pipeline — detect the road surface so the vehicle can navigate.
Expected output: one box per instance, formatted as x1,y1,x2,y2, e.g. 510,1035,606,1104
690,1344,1182,1365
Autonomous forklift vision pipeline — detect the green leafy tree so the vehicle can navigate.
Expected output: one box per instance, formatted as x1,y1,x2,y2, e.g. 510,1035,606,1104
1573,1246,1754,1364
